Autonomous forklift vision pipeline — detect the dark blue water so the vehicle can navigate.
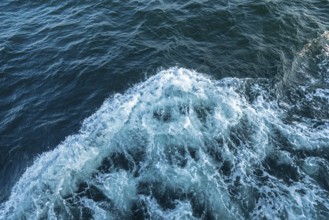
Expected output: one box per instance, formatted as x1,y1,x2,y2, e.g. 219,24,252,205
1,1,329,219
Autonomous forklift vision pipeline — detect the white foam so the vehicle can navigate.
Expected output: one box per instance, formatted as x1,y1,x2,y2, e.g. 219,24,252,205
1,67,328,219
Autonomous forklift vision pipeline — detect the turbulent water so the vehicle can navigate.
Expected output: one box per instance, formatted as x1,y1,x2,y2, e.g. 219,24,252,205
1,1,329,219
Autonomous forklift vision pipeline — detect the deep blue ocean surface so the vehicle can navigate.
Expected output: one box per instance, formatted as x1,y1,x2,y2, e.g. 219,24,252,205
1,0,329,219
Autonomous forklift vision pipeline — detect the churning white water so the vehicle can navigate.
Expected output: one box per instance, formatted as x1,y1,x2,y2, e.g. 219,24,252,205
1,67,329,219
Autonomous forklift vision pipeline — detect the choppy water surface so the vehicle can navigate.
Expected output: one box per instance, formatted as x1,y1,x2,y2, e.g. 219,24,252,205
1,0,329,219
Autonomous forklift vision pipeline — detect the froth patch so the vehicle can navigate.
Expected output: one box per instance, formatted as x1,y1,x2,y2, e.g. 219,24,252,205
1,67,329,219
